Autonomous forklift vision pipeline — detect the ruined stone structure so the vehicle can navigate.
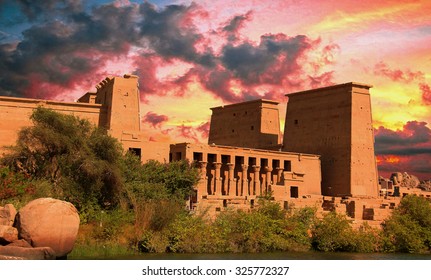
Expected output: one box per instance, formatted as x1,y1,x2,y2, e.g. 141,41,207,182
170,142,321,216
0,75,169,162
208,99,281,150
282,83,379,198
1,74,429,226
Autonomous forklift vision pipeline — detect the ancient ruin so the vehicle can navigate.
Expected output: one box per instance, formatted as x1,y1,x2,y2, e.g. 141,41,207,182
1,74,430,228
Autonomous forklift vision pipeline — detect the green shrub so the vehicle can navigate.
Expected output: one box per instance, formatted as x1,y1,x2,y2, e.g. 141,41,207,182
1,107,125,211
312,211,356,252
0,166,36,201
382,195,431,253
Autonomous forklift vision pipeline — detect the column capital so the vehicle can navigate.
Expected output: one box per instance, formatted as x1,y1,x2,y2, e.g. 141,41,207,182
197,161,207,169
264,166,273,172
252,165,261,172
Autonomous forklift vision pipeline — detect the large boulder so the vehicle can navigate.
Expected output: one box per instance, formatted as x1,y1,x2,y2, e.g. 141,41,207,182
15,198,80,258
0,204,17,226
400,172,420,188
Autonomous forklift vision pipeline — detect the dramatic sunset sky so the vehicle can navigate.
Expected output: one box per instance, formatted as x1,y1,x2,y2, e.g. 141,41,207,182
0,0,430,179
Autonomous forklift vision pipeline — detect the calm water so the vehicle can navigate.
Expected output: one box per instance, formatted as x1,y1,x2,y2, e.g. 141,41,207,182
71,251,431,260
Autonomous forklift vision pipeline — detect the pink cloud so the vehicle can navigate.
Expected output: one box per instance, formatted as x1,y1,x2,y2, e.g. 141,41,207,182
373,61,424,83
177,124,200,143
419,83,431,105
142,112,169,129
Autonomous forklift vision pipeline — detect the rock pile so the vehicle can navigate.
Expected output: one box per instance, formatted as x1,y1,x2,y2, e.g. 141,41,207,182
419,180,431,192
390,172,421,188
0,198,80,260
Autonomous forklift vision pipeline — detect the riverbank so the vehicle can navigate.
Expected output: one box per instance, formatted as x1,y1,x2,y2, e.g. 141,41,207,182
69,247,431,260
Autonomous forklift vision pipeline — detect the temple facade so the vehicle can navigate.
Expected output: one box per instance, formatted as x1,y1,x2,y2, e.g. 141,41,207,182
170,142,321,215
2,74,427,225
0,75,169,162
282,83,379,198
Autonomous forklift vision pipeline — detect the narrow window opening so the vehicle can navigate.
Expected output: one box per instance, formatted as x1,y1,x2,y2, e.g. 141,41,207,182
193,152,203,162
284,160,291,171
290,186,299,198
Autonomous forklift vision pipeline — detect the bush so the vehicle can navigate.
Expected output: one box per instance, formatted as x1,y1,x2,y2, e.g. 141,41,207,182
382,195,431,253
0,166,36,201
1,107,125,211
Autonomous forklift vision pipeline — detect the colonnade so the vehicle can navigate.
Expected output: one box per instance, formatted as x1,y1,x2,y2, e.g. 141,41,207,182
195,159,286,197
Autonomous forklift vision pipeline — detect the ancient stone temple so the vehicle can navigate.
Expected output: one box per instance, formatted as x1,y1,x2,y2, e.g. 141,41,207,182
208,99,282,150
282,83,379,198
170,142,321,215
2,74,426,225
0,74,169,162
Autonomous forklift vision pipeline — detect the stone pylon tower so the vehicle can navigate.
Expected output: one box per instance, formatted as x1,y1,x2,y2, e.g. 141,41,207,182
79,74,141,140
208,99,281,150
282,83,378,197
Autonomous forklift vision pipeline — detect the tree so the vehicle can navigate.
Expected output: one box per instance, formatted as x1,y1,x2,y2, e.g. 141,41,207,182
382,195,431,253
1,107,124,210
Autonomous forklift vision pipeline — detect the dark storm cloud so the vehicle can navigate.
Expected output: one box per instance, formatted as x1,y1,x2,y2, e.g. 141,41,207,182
138,2,215,67
375,121,431,155
377,154,431,179
221,34,312,85
15,0,82,21
375,121,431,179
0,0,218,98
221,11,253,42
143,111,169,128
0,1,141,97
197,66,239,102
0,1,336,102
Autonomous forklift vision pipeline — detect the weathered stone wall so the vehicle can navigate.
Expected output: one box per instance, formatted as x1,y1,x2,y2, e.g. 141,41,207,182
208,99,281,150
0,96,106,155
282,83,378,197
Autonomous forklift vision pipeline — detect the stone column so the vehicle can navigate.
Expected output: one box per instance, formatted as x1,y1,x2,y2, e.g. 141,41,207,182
241,164,248,196
197,161,208,196
252,165,261,196
276,167,284,184
264,166,273,194
213,162,222,196
227,163,235,196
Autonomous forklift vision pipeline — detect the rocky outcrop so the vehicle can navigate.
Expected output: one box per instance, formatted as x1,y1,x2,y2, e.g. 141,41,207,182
0,204,17,226
390,172,420,188
15,198,80,258
6,239,32,248
419,180,431,192
0,198,80,260
0,225,18,244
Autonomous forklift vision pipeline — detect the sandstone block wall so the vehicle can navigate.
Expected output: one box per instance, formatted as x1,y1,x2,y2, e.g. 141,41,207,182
282,83,378,197
208,99,281,150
